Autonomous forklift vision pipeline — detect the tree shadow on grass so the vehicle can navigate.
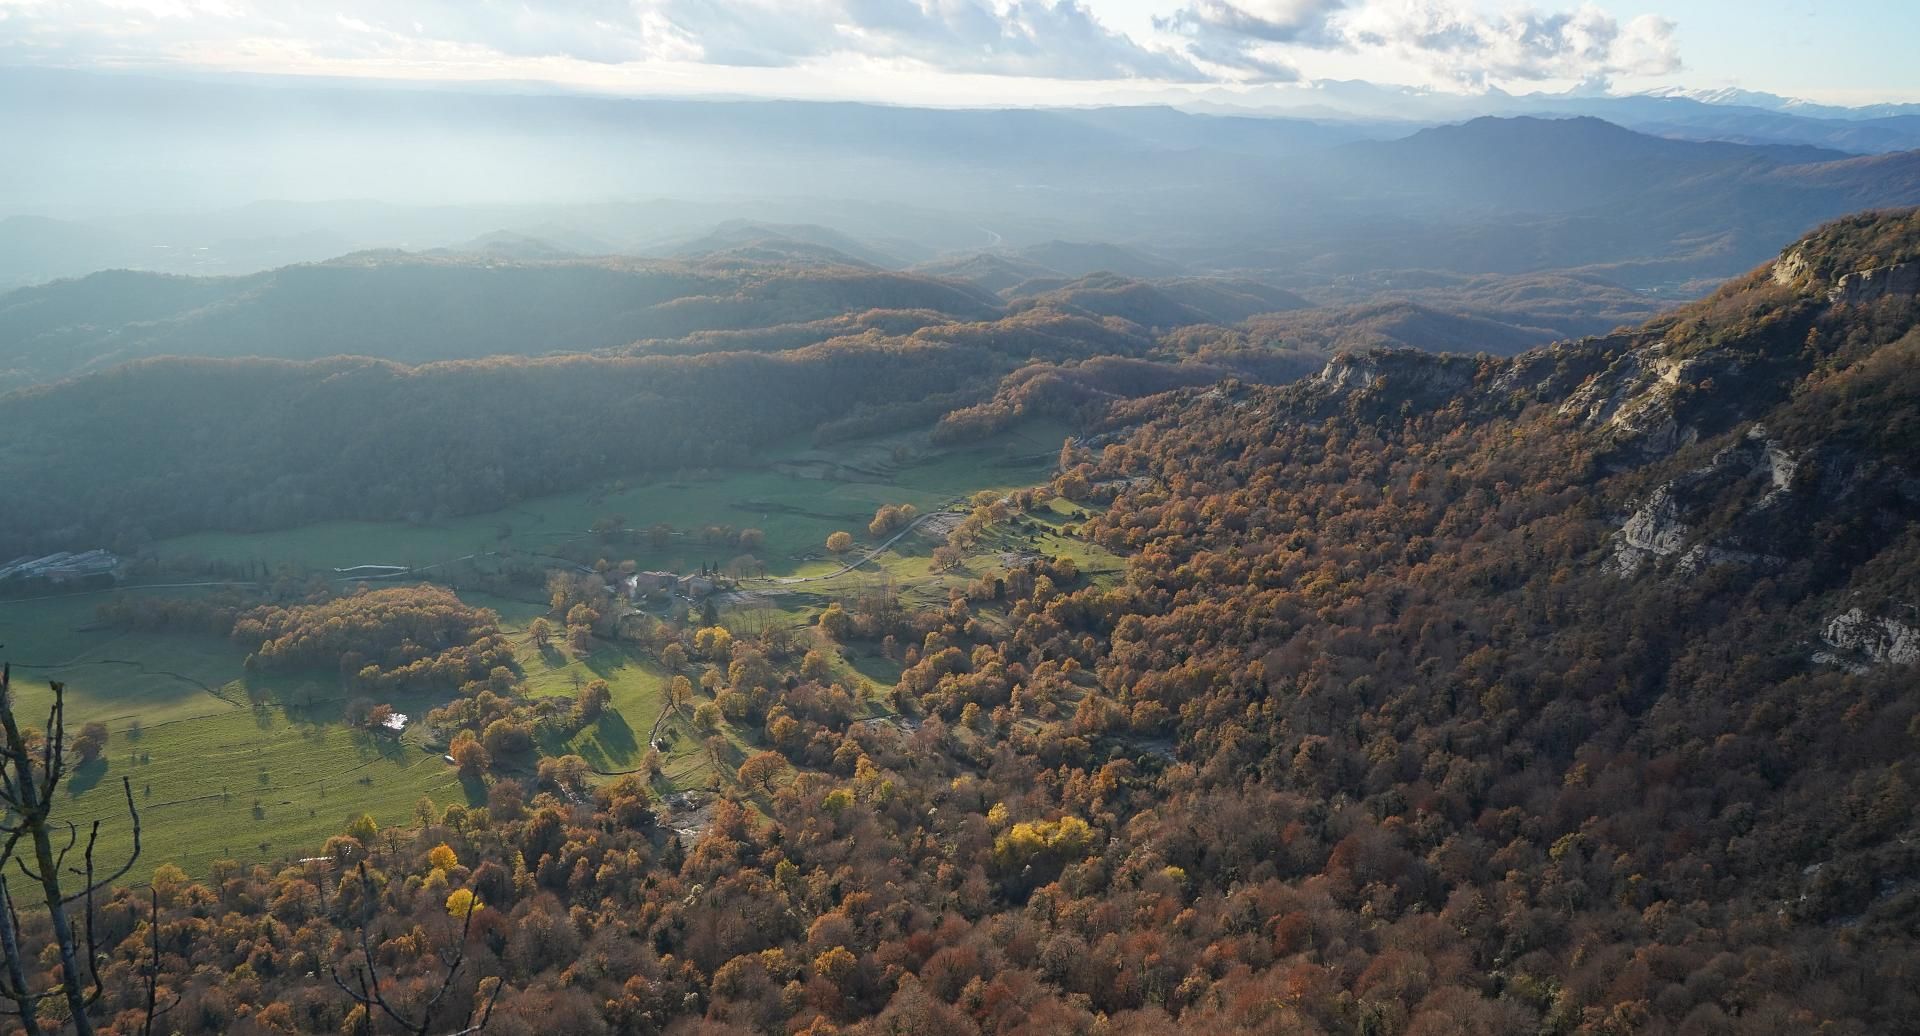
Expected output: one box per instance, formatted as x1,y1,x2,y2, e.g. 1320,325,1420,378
594,710,639,765
534,724,572,757
458,773,489,806
583,650,626,679
283,690,347,727
349,730,413,763
574,741,610,770
707,737,747,776
66,757,108,796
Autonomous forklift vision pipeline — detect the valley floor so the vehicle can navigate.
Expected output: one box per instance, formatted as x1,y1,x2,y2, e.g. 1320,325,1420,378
0,419,1121,876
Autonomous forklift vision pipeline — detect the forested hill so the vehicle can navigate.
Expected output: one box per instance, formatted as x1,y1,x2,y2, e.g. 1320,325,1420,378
30,209,1919,1036
0,249,1648,558
0,253,1005,391
1036,208,1920,1027
0,300,1323,557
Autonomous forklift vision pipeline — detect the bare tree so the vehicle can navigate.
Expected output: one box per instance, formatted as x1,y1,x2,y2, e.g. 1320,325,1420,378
136,890,178,1036
328,861,502,1036
0,664,143,1036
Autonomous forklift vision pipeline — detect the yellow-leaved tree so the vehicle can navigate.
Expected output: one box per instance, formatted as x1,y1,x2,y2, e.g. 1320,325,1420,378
445,887,481,919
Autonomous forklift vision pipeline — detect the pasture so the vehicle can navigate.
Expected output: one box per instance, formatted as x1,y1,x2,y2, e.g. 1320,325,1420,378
150,421,1075,580
0,593,471,876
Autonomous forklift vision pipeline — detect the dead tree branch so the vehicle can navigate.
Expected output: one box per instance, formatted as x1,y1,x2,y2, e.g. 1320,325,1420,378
0,664,143,1036
325,859,501,1036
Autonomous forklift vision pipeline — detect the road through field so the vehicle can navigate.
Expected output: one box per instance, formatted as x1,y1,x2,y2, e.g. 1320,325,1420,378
762,497,965,585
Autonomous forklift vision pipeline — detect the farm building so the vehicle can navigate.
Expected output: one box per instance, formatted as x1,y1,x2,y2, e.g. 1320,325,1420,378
0,549,121,584
623,571,680,600
622,570,724,601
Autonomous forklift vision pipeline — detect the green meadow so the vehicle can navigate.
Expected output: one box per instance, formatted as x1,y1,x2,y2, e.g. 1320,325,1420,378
151,422,1075,579
0,593,471,876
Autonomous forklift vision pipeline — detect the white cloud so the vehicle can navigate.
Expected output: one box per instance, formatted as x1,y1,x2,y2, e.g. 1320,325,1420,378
0,0,1205,81
1343,1,1680,87
648,0,1205,78
0,0,1689,96
1154,0,1351,81
1156,0,1680,88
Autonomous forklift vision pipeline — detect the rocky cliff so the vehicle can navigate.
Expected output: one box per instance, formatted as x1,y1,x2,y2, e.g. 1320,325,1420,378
1282,207,1920,669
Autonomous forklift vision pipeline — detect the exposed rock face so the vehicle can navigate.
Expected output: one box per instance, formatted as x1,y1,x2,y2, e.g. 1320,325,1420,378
1759,436,1798,493
1299,349,1478,419
1609,484,1689,576
1816,608,1920,670
1771,249,1813,288
1828,261,1920,306
1309,350,1473,398
1572,248,1909,472
1773,242,1918,304
1557,343,1720,464
1283,216,1920,691
1606,424,1796,578
1674,543,1773,572
1558,348,1650,427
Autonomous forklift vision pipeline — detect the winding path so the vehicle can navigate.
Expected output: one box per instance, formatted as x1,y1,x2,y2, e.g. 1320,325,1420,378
760,497,965,586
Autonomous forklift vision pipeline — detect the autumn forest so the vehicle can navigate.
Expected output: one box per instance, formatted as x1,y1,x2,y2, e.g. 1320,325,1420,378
4,65,1920,1036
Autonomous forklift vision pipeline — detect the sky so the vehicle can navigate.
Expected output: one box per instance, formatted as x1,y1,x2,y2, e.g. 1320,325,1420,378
0,0,1914,107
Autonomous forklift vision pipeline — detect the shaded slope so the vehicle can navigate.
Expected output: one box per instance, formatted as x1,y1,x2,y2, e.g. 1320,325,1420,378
0,252,1003,390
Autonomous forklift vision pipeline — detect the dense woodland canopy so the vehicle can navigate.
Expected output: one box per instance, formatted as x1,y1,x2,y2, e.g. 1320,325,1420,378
232,586,514,692
0,291,1325,559
0,255,1002,389
2,212,1917,1035
0,240,1672,562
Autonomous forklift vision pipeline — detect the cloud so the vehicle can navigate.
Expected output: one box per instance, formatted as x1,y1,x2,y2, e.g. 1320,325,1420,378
1159,0,1346,47
1157,0,1680,87
0,0,1684,92
663,0,1205,79
1344,1,1680,87
0,0,1206,82
1155,0,1346,81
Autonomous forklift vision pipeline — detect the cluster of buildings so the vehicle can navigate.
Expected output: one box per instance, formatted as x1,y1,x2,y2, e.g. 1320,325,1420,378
0,549,121,585
622,570,723,602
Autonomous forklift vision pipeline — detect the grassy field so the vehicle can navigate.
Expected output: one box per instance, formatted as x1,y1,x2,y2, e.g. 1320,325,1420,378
0,593,473,876
2,420,1121,877
151,421,1074,581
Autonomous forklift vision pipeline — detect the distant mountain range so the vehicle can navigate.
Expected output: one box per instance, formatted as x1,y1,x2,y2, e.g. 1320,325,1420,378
6,69,1920,300
1175,79,1920,150
1642,85,1920,121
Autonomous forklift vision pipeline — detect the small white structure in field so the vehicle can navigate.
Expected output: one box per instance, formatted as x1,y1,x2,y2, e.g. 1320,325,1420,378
626,572,679,600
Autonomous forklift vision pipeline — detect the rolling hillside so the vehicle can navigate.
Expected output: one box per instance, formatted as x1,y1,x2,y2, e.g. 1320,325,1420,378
0,253,1003,390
